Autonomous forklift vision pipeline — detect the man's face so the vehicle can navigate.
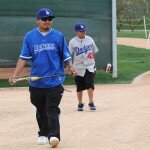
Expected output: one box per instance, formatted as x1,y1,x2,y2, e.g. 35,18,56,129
37,17,53,32
76,31,86,39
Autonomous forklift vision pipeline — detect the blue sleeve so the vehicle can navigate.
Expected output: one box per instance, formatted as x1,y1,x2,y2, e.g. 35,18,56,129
60,35,72,63
19,34,32,60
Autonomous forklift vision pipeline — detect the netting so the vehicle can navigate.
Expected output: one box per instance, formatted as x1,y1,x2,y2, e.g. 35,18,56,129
0,0,112,69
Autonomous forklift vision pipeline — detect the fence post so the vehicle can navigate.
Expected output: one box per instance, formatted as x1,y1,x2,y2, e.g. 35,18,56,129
143,16,147,39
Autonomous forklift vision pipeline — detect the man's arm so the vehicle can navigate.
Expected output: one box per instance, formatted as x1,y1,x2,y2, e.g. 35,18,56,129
66,60,77,76
9,59,27,84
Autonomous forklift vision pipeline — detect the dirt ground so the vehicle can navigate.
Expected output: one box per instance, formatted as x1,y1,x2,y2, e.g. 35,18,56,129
117,37,150,49
0,38,150,150
0,83,150,150
0,67,30,79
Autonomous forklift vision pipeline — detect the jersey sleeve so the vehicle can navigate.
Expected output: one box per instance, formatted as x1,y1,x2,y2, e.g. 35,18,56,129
69,39,74,55
60,35,72,63
91,38,99,53
19,34,32,60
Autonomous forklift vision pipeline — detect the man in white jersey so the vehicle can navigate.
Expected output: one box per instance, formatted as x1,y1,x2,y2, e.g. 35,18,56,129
9,8,76,148
69,23,99,111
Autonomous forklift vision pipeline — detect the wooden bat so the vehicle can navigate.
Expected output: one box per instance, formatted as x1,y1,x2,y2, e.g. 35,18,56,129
11,74,65,85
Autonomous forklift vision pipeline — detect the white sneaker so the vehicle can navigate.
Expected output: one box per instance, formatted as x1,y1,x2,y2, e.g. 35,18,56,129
50,137,59,148
37,136,48,145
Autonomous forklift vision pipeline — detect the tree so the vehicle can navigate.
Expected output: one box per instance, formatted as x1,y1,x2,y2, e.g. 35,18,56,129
117,0,128,31
117,0,149,31
138,0,150,13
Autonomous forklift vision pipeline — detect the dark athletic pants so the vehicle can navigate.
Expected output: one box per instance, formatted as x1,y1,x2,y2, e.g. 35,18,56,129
29,85,64,140
75,69,94,92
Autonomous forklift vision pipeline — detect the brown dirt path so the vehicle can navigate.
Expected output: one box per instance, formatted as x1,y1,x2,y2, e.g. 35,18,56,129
0,84,150,150
0,67,30,79
117,37,150,50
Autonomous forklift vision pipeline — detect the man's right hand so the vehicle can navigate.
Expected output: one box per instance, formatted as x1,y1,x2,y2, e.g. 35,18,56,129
69,66,77,77
9,75,17,85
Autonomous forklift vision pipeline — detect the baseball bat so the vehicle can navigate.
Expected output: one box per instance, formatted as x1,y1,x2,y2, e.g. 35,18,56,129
11,74,65,85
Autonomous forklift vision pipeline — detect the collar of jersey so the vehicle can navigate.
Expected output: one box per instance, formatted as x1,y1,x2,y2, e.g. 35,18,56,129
76,36,86,42
37,28,52,36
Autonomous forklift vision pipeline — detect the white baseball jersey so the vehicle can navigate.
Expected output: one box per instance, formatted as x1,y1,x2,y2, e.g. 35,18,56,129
69,35,99,77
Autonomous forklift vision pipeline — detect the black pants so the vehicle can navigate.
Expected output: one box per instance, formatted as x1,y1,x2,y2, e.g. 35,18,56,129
29,85,64,141
75,69,94,92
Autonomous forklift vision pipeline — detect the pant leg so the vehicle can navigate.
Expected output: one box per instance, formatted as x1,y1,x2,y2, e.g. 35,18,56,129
85,69,94,90
29,86,49,137
74,75,86,92
46,85,64,141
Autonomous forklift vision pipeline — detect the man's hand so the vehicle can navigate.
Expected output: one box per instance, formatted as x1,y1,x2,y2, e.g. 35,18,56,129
9,74,17,85
69,66,77,77
8,59,26,85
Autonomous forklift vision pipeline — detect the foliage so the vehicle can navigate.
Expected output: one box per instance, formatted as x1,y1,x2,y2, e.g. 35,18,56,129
117,0,150,31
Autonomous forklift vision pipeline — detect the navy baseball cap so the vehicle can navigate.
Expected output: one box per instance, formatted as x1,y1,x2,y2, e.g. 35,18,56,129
75,23,86,31
36,8,55,19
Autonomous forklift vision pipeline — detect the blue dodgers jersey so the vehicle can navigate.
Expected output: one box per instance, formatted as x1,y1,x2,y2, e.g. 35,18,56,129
20,28,72,88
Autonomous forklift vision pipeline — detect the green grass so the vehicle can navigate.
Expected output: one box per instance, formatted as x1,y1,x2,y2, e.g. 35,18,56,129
0,79,28,88
117,30,146,38
1,45,150,87
116,45,150,83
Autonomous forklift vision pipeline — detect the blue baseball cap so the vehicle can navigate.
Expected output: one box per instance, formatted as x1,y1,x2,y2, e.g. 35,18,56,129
75,23,86,31
36,8,55,19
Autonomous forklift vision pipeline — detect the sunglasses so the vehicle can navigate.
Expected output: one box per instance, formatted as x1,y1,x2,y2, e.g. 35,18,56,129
76,30,85,33
78,30,85,32
41,17,52,21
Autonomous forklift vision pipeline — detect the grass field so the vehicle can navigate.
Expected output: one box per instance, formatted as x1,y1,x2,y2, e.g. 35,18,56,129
0,45,150,87
117,30,146,38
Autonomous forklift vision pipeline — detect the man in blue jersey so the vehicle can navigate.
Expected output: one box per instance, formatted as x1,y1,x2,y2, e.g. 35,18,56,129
9,8,76,148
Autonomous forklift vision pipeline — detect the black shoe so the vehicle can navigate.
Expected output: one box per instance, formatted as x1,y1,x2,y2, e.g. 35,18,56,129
88,102,96,110
78,103,84,111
